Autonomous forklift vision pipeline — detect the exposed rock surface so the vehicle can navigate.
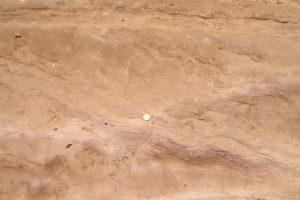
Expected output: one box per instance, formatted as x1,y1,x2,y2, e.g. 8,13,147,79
0,0,300,199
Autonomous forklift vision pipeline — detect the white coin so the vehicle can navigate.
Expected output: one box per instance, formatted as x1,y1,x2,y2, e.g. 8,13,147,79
143,113,151,121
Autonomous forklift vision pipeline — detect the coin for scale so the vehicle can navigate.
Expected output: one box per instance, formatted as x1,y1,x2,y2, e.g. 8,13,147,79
143,113,151,121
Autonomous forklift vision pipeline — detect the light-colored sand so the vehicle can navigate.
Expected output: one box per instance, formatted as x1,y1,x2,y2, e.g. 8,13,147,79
0,1,300,199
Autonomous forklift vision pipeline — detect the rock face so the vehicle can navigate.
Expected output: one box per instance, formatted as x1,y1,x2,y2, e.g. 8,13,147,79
0,1,300,199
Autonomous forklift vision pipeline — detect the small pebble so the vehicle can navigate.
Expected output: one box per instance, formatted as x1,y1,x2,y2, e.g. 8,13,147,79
14,33,22,38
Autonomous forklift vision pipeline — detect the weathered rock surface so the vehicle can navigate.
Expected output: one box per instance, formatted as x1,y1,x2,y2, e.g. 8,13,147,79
0,1,300,199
